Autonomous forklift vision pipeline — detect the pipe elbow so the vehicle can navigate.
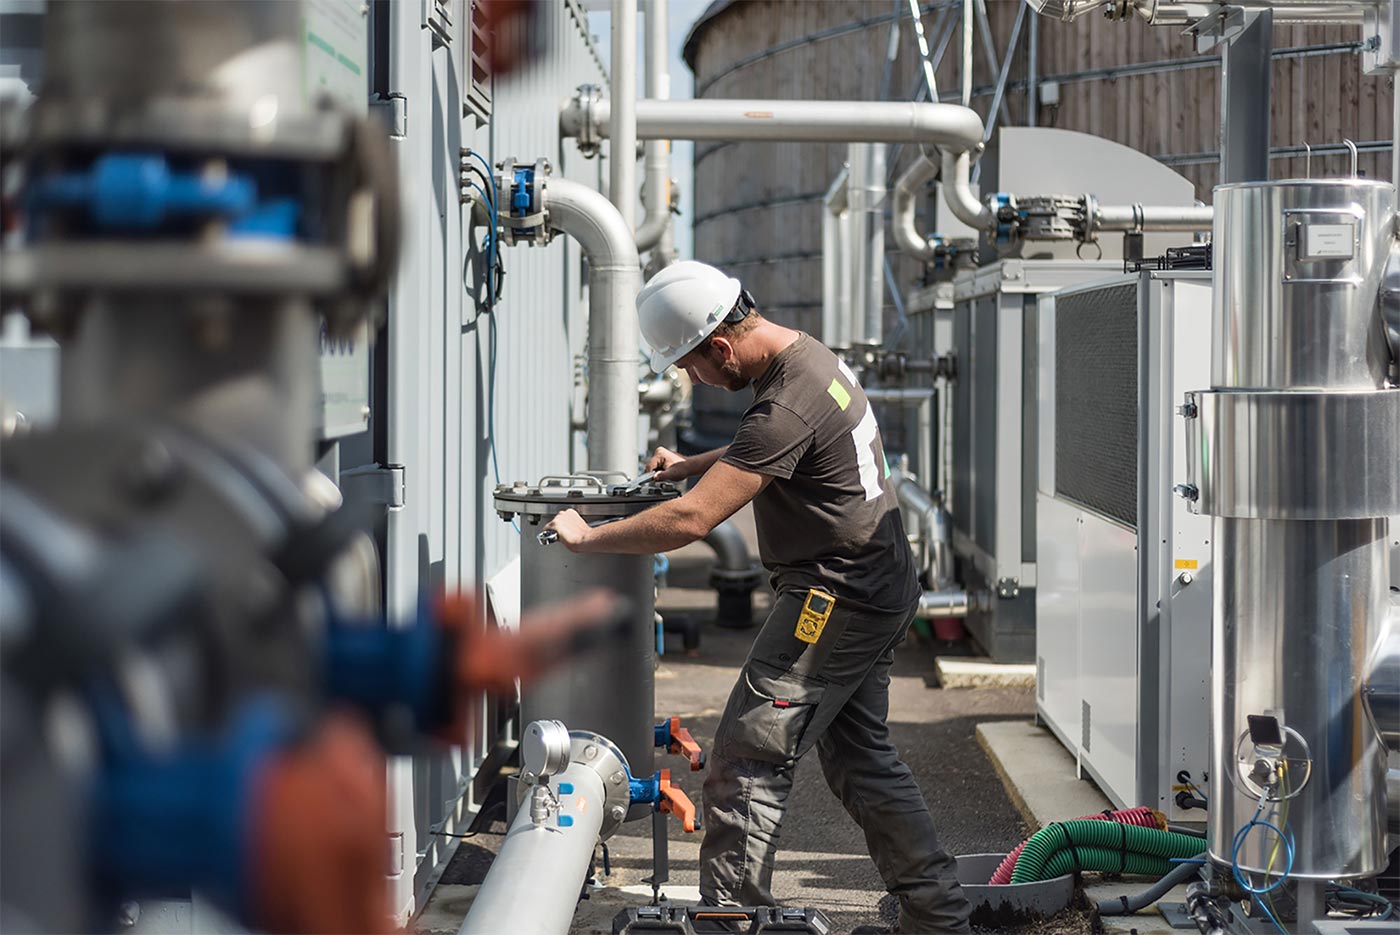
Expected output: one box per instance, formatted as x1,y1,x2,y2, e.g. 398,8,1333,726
892,152,940,262
544,177,641,270
940,150,995,232
910,102,985,152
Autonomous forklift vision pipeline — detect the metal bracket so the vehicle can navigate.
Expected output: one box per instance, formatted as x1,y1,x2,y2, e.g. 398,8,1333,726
339,464,405,509
371,93,408,139
995,577,1021,600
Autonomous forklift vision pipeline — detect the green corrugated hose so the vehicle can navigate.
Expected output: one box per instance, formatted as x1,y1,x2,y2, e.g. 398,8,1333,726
1009,821,1205,883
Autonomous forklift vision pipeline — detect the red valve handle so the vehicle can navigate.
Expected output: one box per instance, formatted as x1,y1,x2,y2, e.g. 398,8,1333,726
657,769,698,833
667,716,705,771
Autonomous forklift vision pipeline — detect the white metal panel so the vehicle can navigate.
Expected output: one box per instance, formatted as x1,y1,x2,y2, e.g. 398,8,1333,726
1077,510,1139,808
1035,495,1082,753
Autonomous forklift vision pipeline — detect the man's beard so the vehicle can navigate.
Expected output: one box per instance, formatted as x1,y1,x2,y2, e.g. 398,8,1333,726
719,357,748,391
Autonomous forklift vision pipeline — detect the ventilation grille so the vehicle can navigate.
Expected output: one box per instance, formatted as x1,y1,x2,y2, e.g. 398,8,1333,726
1081,700,1092,752
465,0,492,125
1054,283,1139,529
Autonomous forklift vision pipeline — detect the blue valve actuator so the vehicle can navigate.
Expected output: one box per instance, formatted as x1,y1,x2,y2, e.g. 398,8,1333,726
92,696,296,916
323,603,443,727
29,153,299,236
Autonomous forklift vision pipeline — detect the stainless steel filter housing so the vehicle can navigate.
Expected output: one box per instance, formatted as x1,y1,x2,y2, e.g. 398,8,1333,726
1186,180,1400,880
494,475,678,796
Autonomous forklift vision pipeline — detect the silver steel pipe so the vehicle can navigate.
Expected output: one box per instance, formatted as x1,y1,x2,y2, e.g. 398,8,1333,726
941,150,996,231
609,0,637,235
864,388,936,402
892,151,941,262
916,589,969,618
1389,766,1399,833
566,98,987,150
848,144,886,348
890,468,955,591
822,169,852,350
545,178,643,475
635,0,670,252
458,760,607,935
1094,203,1215,233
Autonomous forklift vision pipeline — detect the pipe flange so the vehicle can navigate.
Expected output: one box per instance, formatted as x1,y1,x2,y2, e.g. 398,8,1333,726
571,85,604,159
568,731,633,841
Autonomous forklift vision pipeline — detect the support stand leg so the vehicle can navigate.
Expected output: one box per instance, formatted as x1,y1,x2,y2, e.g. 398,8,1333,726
1293,881,1323,934
645,809,669,906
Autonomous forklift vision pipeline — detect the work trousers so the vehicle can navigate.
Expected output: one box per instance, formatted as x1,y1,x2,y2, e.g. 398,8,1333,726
699,590,972,934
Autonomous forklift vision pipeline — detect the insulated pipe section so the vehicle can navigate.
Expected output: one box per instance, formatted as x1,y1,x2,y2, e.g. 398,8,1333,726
635,0,671,252
545,178,643,476
1097,853,1207,916
892,151,941,261
458,765,608,935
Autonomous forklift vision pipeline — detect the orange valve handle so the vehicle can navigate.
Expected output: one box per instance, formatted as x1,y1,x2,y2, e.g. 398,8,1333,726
667,716,704,771
657,769,698,833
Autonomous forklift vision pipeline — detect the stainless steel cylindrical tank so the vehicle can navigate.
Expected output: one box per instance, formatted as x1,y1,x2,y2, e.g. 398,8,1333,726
493,475,678,795
1193,179,1400,881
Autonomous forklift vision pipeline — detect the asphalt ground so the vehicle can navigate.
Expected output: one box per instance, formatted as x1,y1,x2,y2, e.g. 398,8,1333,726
424,506,1042,935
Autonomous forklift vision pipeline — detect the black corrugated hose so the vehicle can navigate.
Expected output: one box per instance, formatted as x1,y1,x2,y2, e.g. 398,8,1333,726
1098,852,1209,916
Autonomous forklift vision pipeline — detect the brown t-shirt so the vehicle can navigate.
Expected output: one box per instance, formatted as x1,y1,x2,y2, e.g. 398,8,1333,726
720,333,920,614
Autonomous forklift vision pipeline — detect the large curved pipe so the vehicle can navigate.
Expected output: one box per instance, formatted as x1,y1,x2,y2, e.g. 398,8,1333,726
890,468,955,591
634,0,671,252
545,178,642,475
892,151,941,262
940,149,996,231
704,520,763,628
458,758,608,934
916,589,969,619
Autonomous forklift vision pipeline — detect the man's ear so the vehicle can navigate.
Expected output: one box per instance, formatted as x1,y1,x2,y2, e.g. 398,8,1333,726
706,335,735,362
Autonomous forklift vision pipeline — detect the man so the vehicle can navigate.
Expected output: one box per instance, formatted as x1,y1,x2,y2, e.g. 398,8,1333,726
544,261,971,934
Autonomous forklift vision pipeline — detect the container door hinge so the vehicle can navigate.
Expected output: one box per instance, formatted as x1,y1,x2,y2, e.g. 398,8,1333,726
371,93,408,139
341,464,406,509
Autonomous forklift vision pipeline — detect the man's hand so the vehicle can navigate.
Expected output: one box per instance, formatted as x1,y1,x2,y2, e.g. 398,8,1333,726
646,446,690,481
543,508,593,552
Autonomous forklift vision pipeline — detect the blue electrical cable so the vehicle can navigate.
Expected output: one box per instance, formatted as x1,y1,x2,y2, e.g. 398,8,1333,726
1229,798,1294,935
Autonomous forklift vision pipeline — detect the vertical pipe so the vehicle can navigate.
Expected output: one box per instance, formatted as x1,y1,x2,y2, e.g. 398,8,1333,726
610,0,637,233
635,0,670,252
961,0,973,107
847,143,870,346
1392,67,1399,187
863,144,886,348
1026,8,1038,127
1219,10,1273,184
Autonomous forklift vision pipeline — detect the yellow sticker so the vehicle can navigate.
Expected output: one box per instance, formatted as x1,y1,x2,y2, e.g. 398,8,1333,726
826,378,851,411
1175,559,1199,570
795,589,836,644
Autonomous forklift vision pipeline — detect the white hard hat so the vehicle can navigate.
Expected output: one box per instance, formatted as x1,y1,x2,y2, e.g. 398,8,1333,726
637,260,742,373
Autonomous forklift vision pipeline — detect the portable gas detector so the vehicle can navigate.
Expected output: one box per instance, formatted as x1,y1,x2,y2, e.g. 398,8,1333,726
795,589,836,644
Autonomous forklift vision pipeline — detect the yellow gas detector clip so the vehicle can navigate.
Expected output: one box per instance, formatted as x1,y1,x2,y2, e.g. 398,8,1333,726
795,589,836,644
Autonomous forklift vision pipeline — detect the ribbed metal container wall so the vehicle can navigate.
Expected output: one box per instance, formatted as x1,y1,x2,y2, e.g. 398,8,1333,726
384,0,607,906
683,0,1392,437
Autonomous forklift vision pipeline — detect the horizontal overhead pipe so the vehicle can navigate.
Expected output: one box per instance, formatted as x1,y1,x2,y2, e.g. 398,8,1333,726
562,94,1214,242
563,97,988,150
544,177,643,476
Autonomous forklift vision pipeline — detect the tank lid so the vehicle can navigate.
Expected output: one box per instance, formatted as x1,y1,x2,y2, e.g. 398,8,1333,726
493,472,679,519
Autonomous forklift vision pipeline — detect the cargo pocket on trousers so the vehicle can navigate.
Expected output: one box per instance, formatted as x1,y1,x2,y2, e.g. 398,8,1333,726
715,660,826,767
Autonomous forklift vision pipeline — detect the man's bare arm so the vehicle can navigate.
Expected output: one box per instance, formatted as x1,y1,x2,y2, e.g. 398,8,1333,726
545,461,768,554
